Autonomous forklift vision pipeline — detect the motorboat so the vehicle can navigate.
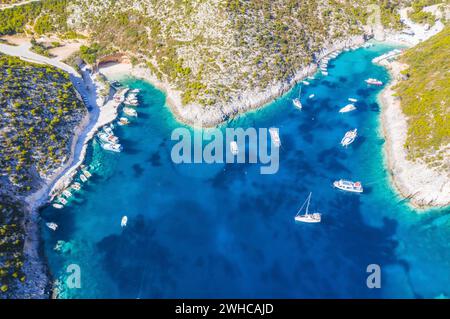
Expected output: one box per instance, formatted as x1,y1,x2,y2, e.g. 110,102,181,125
365,78,383,86
230,141,239,155
269,127,281,147
333,179,364,193
339,104,357,113
121,216,128,227
46,222,58,231
340,129,357,147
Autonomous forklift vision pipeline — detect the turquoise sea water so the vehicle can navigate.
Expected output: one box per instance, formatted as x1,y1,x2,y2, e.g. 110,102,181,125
40,44,450,298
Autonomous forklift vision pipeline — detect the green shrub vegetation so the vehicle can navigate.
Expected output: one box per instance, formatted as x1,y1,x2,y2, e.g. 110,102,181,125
394,26,449,162
0,54,87,193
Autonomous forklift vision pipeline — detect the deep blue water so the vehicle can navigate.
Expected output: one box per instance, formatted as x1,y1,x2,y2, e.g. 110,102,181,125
41,44,450,298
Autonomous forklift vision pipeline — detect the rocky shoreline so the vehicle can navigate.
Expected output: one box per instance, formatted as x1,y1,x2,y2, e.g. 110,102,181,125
108,35,366,128
378,59,450,209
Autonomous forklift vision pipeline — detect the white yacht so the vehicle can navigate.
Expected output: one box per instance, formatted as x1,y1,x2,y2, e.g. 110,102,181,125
294,192,321,223
62,190,73,198
302,80,310,85
58,197,68,205
82,168,92,178
101,141,123,153
309,94,315,99
71,182,81,191
97,132,118,144
123,107,138,117
339,104,357,113
333,179,364,193
124,99,139,106
365,78,383,86
340,129,357,147
348,98,358,103
46,222,58,231
230,141,239,155
121,216,128,227
80,173,88,183
52,203,64,209
322,71,329,76
269,128,281,147
130,89,140,93
117,117,130,126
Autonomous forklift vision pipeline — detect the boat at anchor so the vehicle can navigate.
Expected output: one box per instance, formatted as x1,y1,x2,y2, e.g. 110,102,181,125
294,192,321,223
292,87,302,110
46,222,58,231
123,107,138,117
230,141,239,155
269,128,281,147
333,179,363,193
365,78,383,86
121,216,128,227
340,129,357,147
339,104,357,113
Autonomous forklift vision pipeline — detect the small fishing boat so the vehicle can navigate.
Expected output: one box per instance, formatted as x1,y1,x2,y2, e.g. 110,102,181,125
294,192,321,223
130,89,140,93
71,182,81,191
80,173,88,183
339,104,357,113
62,190,72,198
340,129,357,147
123,107,138,117
52,203,64,209
121,216,128,227
333,179,363,193
58,197,68,205
302,80,310,85
309,94,315,99
322,71,328,76
117,117,130,126
46,222,58,231
348,98,358,103
230,141,239,155
365,78,383,86
269,127,281,147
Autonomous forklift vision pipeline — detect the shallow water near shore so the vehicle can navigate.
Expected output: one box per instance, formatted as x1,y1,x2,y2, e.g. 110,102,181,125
40,44,450,298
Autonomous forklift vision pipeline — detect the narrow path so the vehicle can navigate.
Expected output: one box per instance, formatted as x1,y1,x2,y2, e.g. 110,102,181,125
0,41,120,207
0,0,41,11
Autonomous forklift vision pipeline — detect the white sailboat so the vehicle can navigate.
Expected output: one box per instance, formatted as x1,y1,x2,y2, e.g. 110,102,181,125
294,192,321,223
292,87,302,110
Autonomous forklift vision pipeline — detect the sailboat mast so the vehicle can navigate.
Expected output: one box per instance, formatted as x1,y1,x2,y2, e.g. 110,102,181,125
305,192,311,215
